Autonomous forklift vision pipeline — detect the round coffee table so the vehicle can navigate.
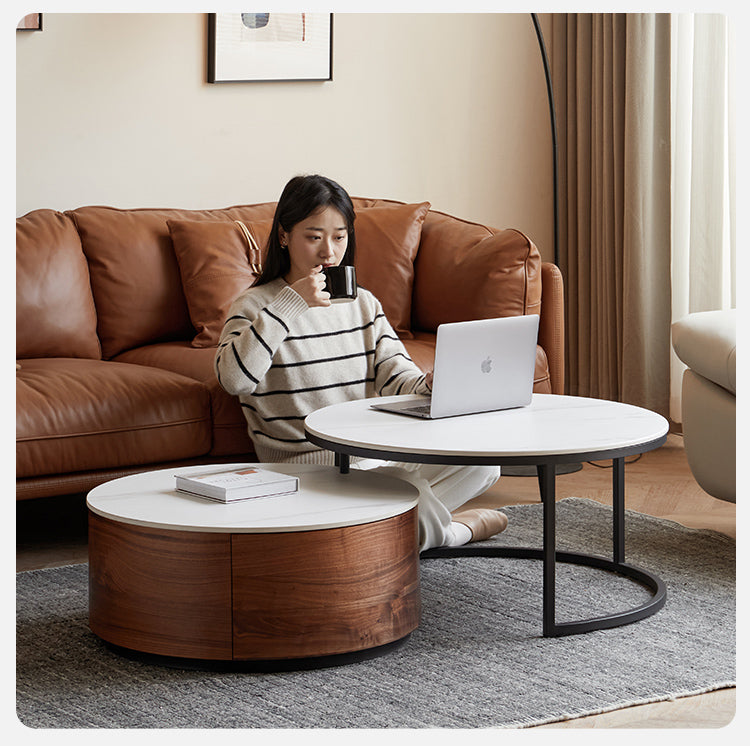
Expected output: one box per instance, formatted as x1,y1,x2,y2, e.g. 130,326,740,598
87,464,420,667
305,393,670,637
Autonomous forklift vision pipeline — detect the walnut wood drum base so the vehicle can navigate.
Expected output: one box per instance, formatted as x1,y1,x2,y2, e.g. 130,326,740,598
88,508,420,668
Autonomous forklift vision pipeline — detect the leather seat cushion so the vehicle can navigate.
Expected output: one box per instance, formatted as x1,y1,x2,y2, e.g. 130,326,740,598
16,358,212,478
113,342,254,457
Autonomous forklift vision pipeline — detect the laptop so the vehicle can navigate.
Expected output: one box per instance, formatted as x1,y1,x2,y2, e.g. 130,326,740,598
371,314,539,419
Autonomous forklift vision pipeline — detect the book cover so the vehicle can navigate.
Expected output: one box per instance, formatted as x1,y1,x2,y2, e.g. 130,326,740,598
175,466,298,502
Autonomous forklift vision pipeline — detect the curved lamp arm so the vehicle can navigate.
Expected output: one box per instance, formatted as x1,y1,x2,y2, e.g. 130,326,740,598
531,13,560,268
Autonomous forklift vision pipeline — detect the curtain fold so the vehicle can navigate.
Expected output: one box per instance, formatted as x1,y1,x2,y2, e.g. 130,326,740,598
669,13,736,422
551,13,673,417
622,16,672,415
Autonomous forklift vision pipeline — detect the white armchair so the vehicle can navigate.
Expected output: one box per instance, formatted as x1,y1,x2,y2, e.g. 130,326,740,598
672,310,736,502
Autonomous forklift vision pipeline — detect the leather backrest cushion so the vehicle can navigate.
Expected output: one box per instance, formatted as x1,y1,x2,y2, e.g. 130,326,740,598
168,218,271,347
69,207,196,358
16,210,101,360
353,201,430,339
165,200,428,345
68,204,276,358
413,212,542,331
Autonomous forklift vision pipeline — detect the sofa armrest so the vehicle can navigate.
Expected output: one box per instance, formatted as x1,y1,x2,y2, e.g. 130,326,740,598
672,309,736,395
539,262,565,395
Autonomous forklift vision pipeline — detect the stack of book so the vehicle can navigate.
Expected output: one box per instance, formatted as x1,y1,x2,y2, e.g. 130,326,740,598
175,466,299,503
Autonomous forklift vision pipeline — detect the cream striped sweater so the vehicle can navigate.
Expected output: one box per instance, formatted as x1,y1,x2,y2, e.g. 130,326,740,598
215,277,430,463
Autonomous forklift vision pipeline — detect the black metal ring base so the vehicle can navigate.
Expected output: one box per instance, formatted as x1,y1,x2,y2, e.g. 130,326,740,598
421,545,666,637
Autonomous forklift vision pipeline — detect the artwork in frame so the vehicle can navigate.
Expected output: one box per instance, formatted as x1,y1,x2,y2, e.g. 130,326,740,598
208,13,332,83
17,14,42,31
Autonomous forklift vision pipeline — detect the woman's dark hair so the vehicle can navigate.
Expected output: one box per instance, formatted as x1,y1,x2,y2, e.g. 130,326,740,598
254,174,357,286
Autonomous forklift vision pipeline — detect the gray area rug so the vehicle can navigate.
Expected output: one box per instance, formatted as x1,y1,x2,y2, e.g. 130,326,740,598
17,497,735,728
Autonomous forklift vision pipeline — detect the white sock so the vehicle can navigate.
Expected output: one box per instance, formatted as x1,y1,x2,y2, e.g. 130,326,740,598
447,521,472,547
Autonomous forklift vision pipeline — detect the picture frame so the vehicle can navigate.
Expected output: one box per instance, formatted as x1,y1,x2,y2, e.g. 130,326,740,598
208,13,332,83
17,14,42,31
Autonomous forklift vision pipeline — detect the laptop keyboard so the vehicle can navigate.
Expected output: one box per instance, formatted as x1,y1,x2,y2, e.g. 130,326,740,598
405,404,432,415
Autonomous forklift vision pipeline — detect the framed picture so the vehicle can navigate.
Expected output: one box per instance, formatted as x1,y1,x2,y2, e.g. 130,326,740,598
208,13,332,83
17,14,42,31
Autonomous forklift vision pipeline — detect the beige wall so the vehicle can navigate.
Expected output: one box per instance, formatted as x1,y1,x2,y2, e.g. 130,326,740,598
16,12,554,260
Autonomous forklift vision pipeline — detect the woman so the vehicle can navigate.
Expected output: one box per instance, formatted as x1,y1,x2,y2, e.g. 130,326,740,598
215,174,507,550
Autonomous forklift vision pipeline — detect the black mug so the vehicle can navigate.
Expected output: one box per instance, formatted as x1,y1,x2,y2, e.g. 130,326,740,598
323,265,357,303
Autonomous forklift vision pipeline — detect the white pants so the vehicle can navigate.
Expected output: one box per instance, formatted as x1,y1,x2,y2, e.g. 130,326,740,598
353,460,501,551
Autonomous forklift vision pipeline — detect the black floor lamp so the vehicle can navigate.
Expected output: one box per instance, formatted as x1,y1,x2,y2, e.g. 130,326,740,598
531,12,559,269
503,14,582,477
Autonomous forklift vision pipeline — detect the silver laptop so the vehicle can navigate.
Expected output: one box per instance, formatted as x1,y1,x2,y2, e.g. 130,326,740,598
371,315,539,419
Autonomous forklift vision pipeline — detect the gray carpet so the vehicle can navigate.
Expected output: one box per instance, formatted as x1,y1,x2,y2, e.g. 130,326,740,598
16,498,735,728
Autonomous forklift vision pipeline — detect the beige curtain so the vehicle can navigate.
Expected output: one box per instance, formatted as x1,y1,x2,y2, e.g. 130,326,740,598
550,14,672,416
669,14,736,422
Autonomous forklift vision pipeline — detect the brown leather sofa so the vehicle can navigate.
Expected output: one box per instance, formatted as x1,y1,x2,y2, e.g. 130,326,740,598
16,198,564,501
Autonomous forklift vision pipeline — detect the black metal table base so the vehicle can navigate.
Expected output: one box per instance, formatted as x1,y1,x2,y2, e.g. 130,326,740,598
421,545,666,637
423,459,666,637
330,451,667,638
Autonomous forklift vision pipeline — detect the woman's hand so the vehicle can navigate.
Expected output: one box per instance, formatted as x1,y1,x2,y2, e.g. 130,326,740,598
425,370,434,390
290,266,331,308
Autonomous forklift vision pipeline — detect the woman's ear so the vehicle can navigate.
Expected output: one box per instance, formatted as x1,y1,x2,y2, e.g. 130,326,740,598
278,225,288,248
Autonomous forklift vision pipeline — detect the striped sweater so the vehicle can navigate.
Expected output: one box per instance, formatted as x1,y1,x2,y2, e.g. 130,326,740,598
215,277,431,463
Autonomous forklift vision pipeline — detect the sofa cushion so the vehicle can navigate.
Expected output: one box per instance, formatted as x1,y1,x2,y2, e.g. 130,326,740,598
353,202,430,339
672,309,736,395
113,342,254,457
168,219,271,347
69,207,197,358
69,204,283,358
16,210,101,360
165,201,429,344
413,217,541,331
16,358,212,478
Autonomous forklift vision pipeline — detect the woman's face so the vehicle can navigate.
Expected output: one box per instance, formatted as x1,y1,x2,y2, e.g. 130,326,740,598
281,206,349,284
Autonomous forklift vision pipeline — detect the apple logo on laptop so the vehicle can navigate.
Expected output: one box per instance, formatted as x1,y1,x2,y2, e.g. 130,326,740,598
481,356,493,374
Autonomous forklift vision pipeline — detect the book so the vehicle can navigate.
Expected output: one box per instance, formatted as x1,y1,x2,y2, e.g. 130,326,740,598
175,466,299,503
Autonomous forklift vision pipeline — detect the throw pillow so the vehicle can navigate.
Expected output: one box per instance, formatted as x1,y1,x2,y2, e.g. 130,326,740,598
354,201,431,339
168,219,270,347
169,201,430,346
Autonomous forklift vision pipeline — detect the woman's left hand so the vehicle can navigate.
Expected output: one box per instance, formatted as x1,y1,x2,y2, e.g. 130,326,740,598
425,370,434,390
